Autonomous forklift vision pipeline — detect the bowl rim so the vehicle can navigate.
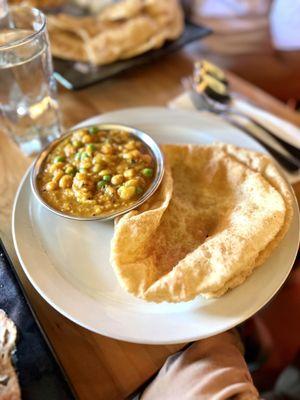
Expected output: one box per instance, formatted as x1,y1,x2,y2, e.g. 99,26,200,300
30,123,165,221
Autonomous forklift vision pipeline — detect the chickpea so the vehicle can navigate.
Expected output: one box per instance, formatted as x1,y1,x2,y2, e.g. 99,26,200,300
75,172,87,181
92,164,101,173
76,129,87,138
105,186,116,197
123,169,135,178
99,169,111,177
116,164,126,174
101,143,113,154
49,162,64,173
64,144,75,157
119,131,130,141
82,134,92,144
101,154,114,163
130,149,141,159
93,206,102,214
92,154,103,165
53,170,64,182
80,160,92,169
124,179,139,187
122,152,132,160
118,185,136,200
59,175,73,189
73,179,84,190
125,140,136,150
45,181,58,191
111,174,124,185
73,173,94,190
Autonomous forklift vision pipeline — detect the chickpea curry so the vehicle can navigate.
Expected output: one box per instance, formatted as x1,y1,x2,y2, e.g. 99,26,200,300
37,126,156,217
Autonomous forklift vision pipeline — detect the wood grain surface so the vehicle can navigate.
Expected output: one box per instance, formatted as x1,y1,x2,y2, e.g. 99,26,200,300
1,44,300,400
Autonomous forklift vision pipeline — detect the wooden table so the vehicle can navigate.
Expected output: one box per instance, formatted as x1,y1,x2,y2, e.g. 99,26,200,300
1,43,300,400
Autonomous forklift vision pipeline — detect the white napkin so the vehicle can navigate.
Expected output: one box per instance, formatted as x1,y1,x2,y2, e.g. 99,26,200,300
232,97,300,149
168,91,300,183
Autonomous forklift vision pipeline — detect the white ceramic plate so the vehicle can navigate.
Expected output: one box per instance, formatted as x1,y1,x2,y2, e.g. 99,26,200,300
12,107,300,344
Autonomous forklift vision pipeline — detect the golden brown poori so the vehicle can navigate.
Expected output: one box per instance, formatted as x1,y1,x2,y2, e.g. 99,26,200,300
111,144,293,302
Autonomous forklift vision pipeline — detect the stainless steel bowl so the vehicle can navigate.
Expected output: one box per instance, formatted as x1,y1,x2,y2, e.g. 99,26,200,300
30,123,164,221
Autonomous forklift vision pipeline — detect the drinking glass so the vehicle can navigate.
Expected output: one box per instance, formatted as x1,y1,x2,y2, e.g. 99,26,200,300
0,6,61,155
0,0,8,25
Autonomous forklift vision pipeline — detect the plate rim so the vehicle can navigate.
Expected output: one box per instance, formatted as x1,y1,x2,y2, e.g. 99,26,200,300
12,106,300,344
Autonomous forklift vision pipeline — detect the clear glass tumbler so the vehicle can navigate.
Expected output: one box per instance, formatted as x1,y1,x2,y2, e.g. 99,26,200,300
0,6,61,155
0,0,8,26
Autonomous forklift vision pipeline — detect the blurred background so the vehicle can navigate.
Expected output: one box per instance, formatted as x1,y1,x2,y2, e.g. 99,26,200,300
184,0,300,109
8,0,300,106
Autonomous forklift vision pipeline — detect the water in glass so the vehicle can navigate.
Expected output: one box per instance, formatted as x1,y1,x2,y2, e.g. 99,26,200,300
0,8,61,155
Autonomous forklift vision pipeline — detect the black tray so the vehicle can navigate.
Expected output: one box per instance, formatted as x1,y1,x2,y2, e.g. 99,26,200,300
53,22,211,90
0,239,76,400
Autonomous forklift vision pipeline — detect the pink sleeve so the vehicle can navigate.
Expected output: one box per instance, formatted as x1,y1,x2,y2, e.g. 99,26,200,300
141,331,260,400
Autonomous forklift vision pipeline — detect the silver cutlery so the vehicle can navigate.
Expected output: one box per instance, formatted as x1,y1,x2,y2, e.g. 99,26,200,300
186,62,300,172
190,89,300,172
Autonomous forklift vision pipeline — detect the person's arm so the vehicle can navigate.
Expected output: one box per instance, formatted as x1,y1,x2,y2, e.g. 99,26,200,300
141,330,259,400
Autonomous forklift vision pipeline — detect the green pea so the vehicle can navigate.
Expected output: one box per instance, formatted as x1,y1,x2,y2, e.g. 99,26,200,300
97,180,106,188
65,166,76,176
142,168,153,178
87,143,96,152
74,152,81,161
79,168,87,173
136,187,143,195
72,140,82,149
80,152,90,160
88,126,99,135
54,156,65,163
102,175,111,182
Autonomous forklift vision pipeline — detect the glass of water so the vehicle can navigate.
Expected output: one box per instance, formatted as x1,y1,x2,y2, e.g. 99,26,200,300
0,6,61,155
